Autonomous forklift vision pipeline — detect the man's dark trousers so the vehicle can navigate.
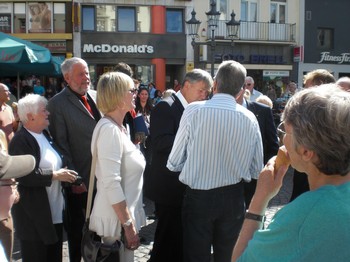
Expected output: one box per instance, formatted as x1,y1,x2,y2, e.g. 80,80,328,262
149,203,183,262
182,183,245,262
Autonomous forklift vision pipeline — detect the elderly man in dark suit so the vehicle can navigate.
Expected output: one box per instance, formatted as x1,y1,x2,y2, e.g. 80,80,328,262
147,69,213,262
235,86,279,206
47,57,101,262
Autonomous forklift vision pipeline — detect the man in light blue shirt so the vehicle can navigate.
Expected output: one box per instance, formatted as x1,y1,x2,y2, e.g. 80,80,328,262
244,76,262,102
167,60,263,262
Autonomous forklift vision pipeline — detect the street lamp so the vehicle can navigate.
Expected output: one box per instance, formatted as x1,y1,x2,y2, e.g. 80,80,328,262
187,9,201,47
186,1,240,77
226,11,240,45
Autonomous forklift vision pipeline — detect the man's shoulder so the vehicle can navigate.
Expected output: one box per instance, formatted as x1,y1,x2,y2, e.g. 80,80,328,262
153,95,182,115
49,88,67,101
248,100,271,112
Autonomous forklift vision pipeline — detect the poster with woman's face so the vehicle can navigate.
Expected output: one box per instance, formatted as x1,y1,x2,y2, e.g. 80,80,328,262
28,2,52,33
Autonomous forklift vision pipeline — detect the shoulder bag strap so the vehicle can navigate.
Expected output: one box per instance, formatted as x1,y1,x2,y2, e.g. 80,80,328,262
85,120,104,221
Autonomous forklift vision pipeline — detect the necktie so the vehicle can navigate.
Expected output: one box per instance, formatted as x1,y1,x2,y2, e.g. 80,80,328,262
81,95,93,116
130,109,137,118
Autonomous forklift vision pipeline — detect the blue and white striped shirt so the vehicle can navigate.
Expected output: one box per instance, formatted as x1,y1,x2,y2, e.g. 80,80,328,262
167,93,263,190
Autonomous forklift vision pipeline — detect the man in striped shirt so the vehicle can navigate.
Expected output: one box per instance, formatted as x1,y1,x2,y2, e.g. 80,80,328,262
167,60,263,262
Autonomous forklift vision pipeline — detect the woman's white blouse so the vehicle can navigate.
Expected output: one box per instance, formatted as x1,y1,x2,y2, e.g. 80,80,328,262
89,118,146,238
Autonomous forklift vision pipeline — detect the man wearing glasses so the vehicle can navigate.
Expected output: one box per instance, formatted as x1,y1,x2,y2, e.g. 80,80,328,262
244,76,262,102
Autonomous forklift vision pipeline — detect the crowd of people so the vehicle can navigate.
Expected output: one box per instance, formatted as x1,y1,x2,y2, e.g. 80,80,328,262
0,57,349,262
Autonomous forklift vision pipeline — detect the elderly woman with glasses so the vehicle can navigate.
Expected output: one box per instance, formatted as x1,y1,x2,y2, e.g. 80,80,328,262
232,84,350,261
8,94,78,262
88,72,146,262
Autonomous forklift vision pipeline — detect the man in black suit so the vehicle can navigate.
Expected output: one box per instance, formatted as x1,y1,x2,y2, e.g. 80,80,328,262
236,87,279,206
147,69,213,262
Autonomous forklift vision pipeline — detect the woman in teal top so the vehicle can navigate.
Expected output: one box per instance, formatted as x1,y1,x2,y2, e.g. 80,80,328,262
232,84,350,262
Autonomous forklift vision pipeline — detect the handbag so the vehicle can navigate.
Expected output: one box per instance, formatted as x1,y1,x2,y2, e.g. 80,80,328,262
81,121,122,262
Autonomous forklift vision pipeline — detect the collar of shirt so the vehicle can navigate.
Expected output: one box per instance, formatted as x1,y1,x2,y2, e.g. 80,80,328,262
176,90,188,108
242,98,248,108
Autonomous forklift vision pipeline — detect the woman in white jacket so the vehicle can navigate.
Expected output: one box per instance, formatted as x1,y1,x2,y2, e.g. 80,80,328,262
89,72,146,262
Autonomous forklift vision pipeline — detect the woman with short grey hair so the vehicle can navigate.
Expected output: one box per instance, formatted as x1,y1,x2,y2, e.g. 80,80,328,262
232,84,350,261
9,94,77,262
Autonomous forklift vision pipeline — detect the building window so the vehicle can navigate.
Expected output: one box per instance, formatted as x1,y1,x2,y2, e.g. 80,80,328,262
118,7,135,32
81,5,150,33
137,6,150,33
82,6,95,31
96,5,116,32
13,3,26,33
166,9,183,33
317,28,333,49
241,0,257,22
270,0,286,23
215,0,228,20
53,3,65,33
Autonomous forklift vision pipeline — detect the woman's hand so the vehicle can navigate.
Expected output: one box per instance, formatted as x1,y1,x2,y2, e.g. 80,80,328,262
123,223,140,251
249,157,289,214
52,168,78,183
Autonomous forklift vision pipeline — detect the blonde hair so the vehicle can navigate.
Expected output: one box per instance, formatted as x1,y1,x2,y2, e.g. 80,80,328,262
96,72,134,114
256,95,273,108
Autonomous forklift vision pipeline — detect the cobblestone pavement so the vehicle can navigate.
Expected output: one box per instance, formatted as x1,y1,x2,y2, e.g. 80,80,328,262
13,168,293,262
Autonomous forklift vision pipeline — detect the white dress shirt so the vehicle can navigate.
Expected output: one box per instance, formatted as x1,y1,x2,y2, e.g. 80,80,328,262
167,93,263,190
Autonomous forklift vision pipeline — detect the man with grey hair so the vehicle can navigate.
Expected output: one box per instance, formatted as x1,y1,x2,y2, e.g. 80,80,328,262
244,76,262,102
48,57,101,262
147,68,213,262
167,61,263,262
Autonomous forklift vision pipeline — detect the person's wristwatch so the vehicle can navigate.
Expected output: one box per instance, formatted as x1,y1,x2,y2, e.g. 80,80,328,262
245,211,265,223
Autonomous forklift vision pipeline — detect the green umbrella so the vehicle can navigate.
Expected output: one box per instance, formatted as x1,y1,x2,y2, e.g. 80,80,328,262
0,32,62,97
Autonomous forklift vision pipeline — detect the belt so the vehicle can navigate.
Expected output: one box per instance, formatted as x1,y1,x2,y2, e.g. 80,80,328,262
186,181,244,193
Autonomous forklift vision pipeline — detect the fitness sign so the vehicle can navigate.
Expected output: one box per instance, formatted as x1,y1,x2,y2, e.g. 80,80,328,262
318,52,350,64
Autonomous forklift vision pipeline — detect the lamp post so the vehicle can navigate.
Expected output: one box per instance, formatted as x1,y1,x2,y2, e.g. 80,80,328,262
205,1,221,77
186,1,241,77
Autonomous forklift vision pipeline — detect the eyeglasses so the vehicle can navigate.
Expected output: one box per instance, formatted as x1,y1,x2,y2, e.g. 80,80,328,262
245,83,252,86
128,88,138,94
277,122,286,137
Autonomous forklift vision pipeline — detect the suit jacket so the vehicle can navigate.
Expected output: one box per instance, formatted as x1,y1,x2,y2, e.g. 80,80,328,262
146,94,186,207
247,100,279,164
9,128,65,244
48,87,101,187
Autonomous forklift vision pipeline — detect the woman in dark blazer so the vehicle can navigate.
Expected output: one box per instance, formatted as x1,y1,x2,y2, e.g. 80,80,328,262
9,94,77,262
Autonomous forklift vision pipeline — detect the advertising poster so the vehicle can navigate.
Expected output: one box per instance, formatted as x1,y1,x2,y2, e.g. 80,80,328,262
0,14,11,33
28,2,52,33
